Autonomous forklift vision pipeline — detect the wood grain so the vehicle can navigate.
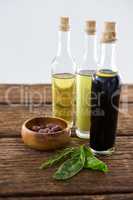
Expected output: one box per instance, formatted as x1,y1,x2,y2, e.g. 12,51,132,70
0,84,132,104
0,103,132,137
0,84,133,199
0,84,51,104
0,104,51,137
0,136,133,196
1,194,133,200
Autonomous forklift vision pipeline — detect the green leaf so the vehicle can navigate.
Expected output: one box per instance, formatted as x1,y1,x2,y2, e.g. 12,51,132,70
79,145,86,164
39,147,74,169
83,146,108,172
84,156,108,172
53,146,85,180
83,145,94,156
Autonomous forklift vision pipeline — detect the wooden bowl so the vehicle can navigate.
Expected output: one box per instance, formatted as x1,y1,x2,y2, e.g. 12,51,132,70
21,117,71,150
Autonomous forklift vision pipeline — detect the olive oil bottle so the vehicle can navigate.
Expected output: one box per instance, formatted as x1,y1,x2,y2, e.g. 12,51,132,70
51,17,75,126
76,20,97,139
90,22,121,155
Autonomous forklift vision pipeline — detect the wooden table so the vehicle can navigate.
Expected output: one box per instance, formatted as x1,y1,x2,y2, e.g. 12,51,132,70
0,84,133,200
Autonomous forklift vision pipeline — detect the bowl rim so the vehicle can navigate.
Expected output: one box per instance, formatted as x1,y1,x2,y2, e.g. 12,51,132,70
22,116,70,136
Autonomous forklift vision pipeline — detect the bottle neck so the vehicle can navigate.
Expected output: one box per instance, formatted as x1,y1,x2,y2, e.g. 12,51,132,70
99,42,117,72
57,31,71,57
83,34,97,65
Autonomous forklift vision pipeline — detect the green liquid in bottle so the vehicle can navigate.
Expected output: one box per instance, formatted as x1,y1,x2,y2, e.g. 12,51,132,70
76,70,93,135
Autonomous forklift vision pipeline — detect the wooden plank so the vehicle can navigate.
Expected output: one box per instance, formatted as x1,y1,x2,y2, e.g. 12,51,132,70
117,102,133,135
121,84,133,103
0,103,132,137
0,84,51,104
0,84,132,104
0,136,133,196
2,193,133,200
0,104,52,137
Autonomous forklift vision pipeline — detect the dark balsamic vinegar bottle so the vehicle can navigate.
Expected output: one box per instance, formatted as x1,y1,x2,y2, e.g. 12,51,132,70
90,22,121,155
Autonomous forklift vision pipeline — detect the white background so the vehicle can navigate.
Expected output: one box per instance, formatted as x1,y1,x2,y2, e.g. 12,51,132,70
0,0,132,83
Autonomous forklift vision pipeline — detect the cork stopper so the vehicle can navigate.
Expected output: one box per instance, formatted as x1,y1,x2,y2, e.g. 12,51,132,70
85,20,96,35
101,22,117,43
59,16,70,31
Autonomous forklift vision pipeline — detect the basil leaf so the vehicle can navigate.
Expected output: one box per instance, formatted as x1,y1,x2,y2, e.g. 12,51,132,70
84,146,108,172
39,147,74,169
79,145,86,164
83,145,94,157
53,146,85,180
84,156,108,172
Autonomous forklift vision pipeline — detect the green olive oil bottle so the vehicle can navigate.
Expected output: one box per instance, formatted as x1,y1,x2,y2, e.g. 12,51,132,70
76,20,97,139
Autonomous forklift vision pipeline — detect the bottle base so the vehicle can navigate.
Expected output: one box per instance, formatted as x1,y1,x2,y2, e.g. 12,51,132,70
90,147,115,155
76,129,90,139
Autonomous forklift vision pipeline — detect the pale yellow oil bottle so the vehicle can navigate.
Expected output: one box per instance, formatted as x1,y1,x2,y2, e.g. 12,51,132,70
52,73,75,125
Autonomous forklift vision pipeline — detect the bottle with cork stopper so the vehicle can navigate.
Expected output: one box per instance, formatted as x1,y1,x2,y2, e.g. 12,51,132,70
90,21,121,155
101,21,116,43
98,21,117,73
76,20,97,139
51,17,76,126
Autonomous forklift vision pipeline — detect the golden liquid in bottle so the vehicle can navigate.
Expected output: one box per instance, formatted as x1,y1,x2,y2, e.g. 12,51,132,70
52,73,75,125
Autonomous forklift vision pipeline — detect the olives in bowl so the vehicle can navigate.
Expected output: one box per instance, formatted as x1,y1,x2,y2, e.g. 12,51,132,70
21,117,71,150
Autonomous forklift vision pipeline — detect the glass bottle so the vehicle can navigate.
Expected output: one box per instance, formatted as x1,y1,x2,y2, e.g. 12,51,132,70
90,22,121,155
76,20,97,139
51,17,75,126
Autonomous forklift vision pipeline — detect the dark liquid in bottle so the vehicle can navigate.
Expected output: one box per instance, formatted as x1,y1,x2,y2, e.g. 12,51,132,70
90,69,121,151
